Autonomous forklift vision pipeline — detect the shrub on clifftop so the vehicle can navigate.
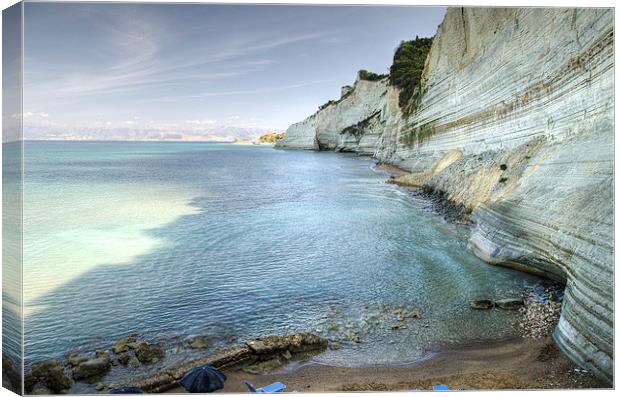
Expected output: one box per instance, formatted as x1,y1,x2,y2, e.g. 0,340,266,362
389,36,434,113
358,69,388,81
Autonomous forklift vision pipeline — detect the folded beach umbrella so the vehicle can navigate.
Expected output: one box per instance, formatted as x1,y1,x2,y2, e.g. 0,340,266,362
107,387,145,394
180,365,227,393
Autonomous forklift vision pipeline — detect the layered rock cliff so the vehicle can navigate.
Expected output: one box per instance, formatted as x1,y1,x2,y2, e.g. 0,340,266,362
277,7,614,384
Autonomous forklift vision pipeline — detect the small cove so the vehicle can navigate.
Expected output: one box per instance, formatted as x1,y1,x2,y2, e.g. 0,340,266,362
22,141,546,382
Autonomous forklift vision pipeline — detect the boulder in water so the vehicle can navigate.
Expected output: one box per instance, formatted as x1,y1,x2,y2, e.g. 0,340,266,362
135,342,165,364
469,299,494,309
72,356,111,380
64,353,88,368
495,298,524,310
113,336,138,354
28,359,73,393
189,336,212,350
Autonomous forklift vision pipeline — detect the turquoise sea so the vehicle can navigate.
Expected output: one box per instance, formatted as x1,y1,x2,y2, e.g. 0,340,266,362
21,141,544,370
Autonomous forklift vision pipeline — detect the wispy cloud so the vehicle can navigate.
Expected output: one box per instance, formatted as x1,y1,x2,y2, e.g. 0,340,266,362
25,8,330,101
143,79,335,103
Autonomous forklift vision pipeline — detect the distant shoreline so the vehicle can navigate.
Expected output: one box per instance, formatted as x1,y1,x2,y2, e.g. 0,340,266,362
19,139,264,144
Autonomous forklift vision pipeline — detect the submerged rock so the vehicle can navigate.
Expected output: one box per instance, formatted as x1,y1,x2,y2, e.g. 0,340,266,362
469,299,494,310
135,342,165,364
64,353,88,368
117,353,131,366
127,357,141,369
189,336,212,350
495,298,524,310
409,308,422,318
28,359,73,393
72,356,111,381
112,336,138,354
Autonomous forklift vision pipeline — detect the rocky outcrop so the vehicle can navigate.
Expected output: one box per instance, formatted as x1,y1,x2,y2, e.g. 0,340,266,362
277,72,389,153
130,333,327,393
134,342,165,364
25,359,73,393
277,7,614,384
71,353,111,381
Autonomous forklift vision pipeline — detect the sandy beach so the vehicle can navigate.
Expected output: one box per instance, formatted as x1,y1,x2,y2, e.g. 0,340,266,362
166,337,606,392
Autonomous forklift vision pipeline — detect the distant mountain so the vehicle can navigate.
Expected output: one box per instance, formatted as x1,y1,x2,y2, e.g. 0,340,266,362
23,122,278,142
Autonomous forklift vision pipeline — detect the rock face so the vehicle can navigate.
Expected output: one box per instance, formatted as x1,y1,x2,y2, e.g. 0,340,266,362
277,7,613,384
277,74,389,153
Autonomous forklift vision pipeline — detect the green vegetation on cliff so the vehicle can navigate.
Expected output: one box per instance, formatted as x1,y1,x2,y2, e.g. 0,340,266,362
341,111,381,139
357,69,388,81
258,132,285,143
401,122,436,146
389,36,434,114
314,36,433,124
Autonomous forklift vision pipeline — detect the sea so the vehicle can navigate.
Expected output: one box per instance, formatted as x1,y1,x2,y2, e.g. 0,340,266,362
16,141,545,372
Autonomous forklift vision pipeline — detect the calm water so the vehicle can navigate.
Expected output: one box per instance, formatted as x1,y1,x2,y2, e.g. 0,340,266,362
23,141,543,369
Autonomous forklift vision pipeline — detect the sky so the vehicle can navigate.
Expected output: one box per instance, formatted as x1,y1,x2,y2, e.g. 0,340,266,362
21,2,446,141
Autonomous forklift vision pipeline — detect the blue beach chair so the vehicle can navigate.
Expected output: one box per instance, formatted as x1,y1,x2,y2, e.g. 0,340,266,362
244,381,286,393
432,385,451,391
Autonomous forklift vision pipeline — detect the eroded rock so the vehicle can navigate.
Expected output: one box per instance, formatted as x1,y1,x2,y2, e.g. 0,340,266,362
72,357,111,381
245,333,327,355
189,336,212,350
28,359,73,393
112,336,137,354
135,342,165,364
64,353,88,368
470,299,494,310
495,298,524,310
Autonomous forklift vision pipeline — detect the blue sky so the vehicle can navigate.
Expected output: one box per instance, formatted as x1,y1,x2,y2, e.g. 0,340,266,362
23,2,446,140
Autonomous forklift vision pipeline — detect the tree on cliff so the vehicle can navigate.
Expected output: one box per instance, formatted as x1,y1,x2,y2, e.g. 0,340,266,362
389,36,434,113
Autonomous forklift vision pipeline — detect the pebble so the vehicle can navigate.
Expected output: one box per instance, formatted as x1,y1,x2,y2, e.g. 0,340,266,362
517,296,561,338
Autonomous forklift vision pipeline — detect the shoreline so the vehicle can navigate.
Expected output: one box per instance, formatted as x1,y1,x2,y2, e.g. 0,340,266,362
167,337,606,392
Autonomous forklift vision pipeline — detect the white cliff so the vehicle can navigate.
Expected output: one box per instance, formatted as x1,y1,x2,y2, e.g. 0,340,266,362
277,74,389,153
277,7,614,384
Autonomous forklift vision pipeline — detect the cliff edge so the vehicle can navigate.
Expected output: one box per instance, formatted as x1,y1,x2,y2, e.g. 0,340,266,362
277,7,614,384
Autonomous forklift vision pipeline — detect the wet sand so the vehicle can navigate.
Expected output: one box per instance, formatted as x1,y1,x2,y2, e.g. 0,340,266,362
167,337,607,392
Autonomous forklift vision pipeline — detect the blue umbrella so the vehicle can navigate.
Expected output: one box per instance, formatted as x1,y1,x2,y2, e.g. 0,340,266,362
180,365,226,393
108,387,145,394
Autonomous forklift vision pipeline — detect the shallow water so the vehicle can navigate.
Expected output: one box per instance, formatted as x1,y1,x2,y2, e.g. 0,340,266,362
22,141,543,368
